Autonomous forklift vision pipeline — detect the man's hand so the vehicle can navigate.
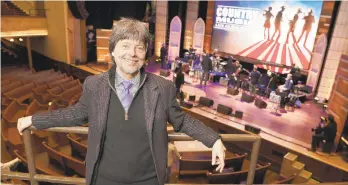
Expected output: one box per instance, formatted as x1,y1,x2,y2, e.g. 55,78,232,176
17,116,33,135
211,139,226,173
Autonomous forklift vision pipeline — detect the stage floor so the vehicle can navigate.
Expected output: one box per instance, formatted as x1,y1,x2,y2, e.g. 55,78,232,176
83,61,326,147
148,62,327,147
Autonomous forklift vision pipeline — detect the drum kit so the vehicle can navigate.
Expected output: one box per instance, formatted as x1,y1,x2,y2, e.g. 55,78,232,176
212,57,227,72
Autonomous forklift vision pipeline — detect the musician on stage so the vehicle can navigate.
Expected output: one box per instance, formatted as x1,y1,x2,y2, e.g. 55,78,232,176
160,43,168,69
175,63,185,101
249,66,261,94
200,53,212,87
227,60,243,89
192,54,202,82
225,56,235,87
279,74,293,93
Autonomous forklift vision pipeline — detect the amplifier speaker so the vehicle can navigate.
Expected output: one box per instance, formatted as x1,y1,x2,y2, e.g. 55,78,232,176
198,97,214,107
180,101,193,109
227,87,239,96
160,69,170,77
254,97,267,109
241,93,255,103
217,104,233,115
235,110,243,119
245,124,261,134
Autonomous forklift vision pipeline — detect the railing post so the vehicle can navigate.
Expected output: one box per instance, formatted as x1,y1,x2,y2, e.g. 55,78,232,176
246,138,261,185
23,129,38,185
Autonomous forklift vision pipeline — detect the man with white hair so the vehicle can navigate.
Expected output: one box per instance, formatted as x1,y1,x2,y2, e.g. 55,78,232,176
279,73,293,92
17,18,226,185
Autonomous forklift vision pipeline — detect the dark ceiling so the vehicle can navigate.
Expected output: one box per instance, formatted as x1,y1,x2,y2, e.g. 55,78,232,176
84,1,148,29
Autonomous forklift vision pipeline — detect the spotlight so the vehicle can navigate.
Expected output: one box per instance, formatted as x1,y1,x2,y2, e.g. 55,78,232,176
19,38,23,42
10,38,14,42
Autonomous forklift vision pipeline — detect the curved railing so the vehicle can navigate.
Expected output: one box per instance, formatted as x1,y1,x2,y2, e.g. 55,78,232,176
2,126,261,185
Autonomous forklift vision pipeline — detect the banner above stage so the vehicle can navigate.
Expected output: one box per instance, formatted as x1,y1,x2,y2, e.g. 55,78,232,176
211,1,323,70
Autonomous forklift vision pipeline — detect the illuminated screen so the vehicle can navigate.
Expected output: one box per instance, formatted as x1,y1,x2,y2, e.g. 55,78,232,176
211,1,323,70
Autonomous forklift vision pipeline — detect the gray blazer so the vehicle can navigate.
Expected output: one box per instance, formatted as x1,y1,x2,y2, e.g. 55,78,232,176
32,68,220,185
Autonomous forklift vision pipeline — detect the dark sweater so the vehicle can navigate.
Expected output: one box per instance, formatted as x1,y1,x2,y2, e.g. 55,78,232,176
95,72,157,184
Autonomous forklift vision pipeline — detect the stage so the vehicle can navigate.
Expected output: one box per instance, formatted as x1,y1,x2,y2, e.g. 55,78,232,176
79,60,324,147
70,60,348,181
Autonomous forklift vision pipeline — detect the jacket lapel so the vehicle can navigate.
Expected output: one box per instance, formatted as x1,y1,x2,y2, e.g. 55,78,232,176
143,75,159,146
95,73,111,135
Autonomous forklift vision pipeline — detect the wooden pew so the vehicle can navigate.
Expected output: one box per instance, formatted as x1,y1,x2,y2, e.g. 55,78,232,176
33,73,66,86
18,69,55,83
179,153,247,177
26,99,49,116
206,163,271,184
2,79,11,85
69,92,82,106
66,134,87,160
1,122,23,157
1,81,22,96
42,142,85,177
2,100,29,128
2,82,37,107
13,150,65,176
32,84,50,104
54,85,82,106
48,76,73,89
61,79,81,91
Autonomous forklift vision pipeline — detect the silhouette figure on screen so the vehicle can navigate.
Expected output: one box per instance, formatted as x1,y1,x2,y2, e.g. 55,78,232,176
263,7,274,40
297,9,315,46
286,8,302,43
271,6,285,43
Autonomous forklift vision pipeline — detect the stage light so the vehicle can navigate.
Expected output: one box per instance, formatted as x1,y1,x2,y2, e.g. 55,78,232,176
10,38,14,42
19,38,23,42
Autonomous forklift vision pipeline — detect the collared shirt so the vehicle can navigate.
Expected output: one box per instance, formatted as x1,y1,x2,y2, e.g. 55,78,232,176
115,71,141,111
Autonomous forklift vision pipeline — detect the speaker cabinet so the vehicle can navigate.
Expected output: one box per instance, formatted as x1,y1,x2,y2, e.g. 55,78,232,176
241,93,255,103
235,110,243,119
254,97,267,109
180,101,193,109
160,69,170,77
198,97,214,107
227,87,239,96
189,95,196,102
245,124,261,134
217,104,233,115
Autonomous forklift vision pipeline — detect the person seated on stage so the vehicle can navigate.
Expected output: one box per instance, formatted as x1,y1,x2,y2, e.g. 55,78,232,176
175,63,185,102
279,73,294,93
311,114,337,152
249,66,261,94
200,53,213,86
